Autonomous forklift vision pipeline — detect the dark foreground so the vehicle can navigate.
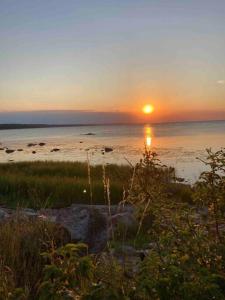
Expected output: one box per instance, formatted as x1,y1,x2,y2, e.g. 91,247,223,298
0,149,225,299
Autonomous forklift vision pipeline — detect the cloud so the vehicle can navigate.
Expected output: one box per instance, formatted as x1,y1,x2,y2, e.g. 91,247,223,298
217,80,225,85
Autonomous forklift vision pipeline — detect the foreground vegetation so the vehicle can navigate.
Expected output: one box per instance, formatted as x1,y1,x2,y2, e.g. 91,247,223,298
0,148,225,299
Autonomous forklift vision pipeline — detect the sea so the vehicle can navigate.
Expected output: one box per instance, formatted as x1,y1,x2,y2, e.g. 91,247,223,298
0,120,225,183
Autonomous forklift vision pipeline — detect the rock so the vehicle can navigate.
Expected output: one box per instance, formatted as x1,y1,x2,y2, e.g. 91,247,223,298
5,149,15,154
79,141,83,143
32,151,36,154
0,209,9,221
50,148,60,152
104,147,113,153
117,245,137,256
17,149,23,151
0,204,134,253
110,212,137,229
27,143,37,147
39,143,46,146
86,209,108,253
83,133,96,136
0,148,4,151
21,208,38,219
38,206,108,253
137,250,148,261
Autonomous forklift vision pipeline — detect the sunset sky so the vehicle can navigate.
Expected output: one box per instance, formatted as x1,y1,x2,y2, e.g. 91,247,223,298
0,0,225,123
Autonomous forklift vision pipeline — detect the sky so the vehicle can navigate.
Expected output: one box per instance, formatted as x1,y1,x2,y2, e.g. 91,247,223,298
0,0,225,124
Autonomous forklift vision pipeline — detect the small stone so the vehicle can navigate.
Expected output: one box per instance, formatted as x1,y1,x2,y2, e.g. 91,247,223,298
50,148,60,152
104,147,113,153
83,133,96,136
5,149,15,154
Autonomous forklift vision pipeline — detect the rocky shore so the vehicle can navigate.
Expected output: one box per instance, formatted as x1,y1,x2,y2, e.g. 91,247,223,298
0,204,134,253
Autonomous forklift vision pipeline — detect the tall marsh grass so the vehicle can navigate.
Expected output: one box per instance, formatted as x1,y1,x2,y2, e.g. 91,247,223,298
0,161,132,208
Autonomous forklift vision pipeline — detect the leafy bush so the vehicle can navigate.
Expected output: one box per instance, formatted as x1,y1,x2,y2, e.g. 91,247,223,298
194,148,225,241
38,243,93,299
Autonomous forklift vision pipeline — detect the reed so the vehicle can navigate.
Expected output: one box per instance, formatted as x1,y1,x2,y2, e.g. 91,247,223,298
0,161,132,208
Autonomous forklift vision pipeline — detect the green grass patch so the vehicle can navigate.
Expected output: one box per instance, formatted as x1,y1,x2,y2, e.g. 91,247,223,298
0,161,132,209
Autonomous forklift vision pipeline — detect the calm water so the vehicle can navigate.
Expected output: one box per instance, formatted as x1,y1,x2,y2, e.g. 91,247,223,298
0,121,225,183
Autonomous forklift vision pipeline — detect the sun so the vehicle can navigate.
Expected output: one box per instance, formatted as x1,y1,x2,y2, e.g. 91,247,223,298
143,104,154,114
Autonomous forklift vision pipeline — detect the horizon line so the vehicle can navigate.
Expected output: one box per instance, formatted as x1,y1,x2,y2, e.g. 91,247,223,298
0,118,225,130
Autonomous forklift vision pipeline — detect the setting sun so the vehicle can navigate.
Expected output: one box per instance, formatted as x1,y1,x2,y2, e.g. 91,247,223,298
143,104,154,114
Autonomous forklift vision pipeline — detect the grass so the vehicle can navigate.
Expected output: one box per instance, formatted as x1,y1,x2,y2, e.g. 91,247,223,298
0,161,132,208
0,215,70,298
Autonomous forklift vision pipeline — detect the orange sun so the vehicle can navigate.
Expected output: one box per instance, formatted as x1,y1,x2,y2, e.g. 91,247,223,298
143,104,154,114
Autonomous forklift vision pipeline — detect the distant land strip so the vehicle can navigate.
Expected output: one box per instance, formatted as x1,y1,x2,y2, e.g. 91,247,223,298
0,123,139,130
0,119,225,130
0,124,97,130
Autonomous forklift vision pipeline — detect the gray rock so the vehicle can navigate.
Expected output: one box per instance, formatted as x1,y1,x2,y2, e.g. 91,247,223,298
111,212,136,227
38,206,108,252
109,211,137,238
0,209,8,221
5,149,15,154
21,208,38,218
118,245,136,256
0,204,134,253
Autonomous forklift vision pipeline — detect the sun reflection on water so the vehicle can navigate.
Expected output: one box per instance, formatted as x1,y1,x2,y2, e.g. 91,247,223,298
146,136,152,147
144,126,152,148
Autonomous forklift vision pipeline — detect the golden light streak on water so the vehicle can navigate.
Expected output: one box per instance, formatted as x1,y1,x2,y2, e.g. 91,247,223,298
144,125,152,148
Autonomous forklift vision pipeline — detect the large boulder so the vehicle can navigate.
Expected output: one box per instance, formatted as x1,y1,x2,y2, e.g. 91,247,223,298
108,209,136,239
38,205,109,253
